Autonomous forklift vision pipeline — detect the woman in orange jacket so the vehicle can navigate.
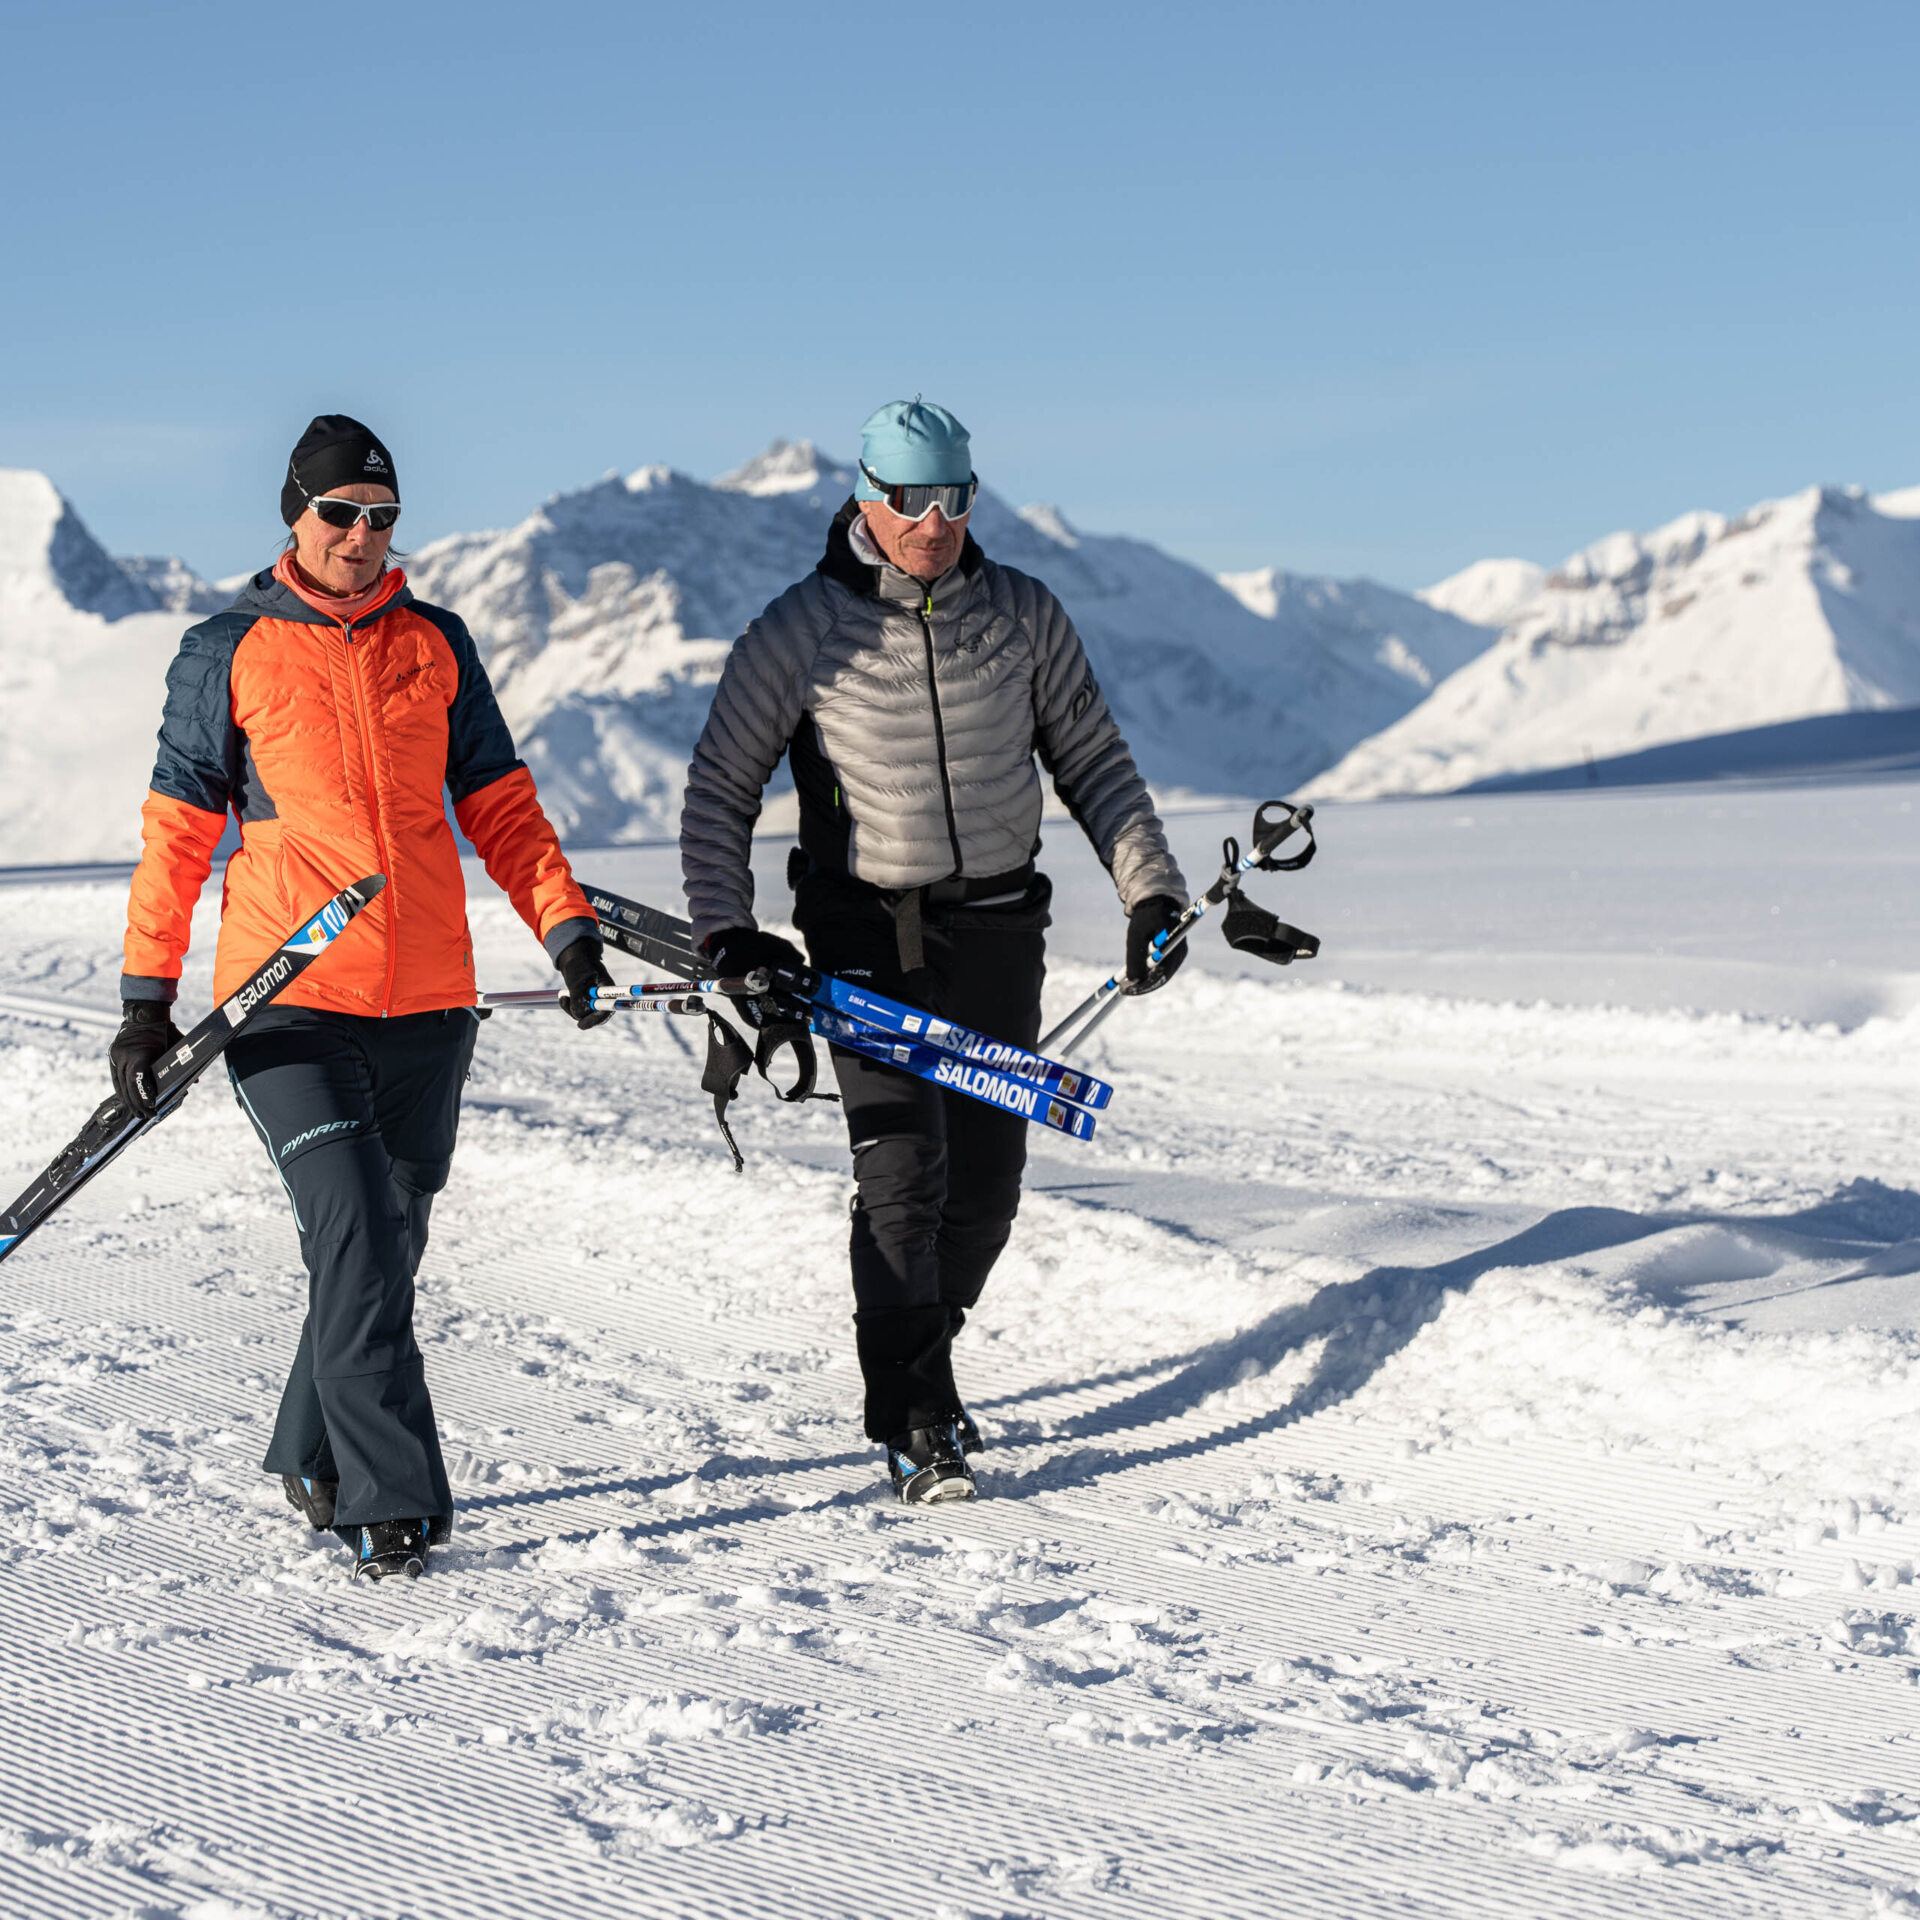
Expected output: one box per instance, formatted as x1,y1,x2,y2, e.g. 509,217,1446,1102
110,414,613,1581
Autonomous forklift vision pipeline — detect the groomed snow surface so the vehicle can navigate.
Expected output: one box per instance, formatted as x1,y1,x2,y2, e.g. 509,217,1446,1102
3,785,1920,1919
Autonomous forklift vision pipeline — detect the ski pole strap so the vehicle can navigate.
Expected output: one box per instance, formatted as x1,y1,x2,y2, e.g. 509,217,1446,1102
698,1008,839,1172
699,1009,755,1172
1221,887,1319,964
753,1020,835,1105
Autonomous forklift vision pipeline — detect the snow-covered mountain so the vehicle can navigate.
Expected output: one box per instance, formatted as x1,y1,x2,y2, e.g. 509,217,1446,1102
1311,484,1920,800
406,442,1494,843
0,451,1493,860
0,471,194,863
1416,556,1546,632
115,554,227,615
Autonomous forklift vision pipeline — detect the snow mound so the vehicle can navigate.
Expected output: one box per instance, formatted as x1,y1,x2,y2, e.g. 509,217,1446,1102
1310,484,1920,799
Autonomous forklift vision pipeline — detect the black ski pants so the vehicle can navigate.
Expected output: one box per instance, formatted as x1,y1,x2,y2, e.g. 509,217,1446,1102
226,1005,477,1530
796,872,1049,1442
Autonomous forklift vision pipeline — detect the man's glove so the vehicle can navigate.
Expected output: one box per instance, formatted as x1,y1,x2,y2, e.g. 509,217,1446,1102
703,926,814,1025
703,926,808,982
556,935,615,1030
110,1000,183,1117
1123,895,1189,996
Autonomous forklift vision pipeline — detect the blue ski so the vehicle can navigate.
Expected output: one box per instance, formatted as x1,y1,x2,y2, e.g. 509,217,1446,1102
583,882,1109,1132
811,1009,1097,1141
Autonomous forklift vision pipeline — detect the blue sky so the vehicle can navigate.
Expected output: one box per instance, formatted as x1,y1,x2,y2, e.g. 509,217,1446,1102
2,0,1915,589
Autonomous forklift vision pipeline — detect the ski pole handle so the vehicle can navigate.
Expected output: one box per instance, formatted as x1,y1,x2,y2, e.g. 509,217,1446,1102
1250,799,1315,869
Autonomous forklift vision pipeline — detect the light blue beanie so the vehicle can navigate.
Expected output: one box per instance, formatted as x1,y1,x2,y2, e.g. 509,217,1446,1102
854,398,972,498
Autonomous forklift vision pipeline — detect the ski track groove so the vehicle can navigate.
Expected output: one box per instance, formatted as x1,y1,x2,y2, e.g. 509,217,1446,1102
3,884,1920,1917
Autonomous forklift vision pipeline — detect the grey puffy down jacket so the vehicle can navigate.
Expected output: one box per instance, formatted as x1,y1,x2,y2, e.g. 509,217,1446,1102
680,504,1187,942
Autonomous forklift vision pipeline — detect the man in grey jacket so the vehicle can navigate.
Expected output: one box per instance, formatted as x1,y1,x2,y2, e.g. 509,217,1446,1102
681,399,1188,1503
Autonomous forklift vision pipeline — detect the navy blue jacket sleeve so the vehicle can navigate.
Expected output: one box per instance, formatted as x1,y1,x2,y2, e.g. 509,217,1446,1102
150,611,250,811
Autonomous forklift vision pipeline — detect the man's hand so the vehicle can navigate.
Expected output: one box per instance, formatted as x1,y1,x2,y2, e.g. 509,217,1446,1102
110,1000,182,1116
703,926,809,984
704,926,814,1026
1123,896,1188,996
556,936,616,1030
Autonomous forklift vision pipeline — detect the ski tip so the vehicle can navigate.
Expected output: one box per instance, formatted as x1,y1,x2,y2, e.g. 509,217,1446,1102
348,873,389,903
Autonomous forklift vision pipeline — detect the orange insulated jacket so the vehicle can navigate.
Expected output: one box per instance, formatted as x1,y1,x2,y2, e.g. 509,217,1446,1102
123,558,593,1016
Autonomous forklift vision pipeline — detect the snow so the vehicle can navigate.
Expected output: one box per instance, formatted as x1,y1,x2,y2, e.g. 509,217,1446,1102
1312,486,1920,801
4,779,1920,1916
402,449,1496,843
114,554,226,616
1417,555,1547,631
0,471,194,864
0,453,1504,863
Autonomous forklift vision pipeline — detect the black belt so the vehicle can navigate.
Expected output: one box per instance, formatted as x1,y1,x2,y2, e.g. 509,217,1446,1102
889,864,1035,970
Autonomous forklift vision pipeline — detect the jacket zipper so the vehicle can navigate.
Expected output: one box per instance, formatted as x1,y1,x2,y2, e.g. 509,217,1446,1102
918,590,964,876
340,612,399,1014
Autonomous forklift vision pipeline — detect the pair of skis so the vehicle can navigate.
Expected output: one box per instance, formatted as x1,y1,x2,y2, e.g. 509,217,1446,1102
562,886,1113,1147
0,875,388,1268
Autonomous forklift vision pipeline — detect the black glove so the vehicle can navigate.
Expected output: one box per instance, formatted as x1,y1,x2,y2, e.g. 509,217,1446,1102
704,925,814,1027
1124,895,1189,996
555,935,615,1030
703,925,809,986
110,1000,183,1117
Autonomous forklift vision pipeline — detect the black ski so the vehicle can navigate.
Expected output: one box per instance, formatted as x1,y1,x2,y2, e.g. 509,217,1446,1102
0,874,386,1266
585,887,704,976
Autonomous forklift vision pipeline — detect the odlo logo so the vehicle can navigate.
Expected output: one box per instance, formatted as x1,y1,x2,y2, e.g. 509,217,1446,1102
364,449,386,470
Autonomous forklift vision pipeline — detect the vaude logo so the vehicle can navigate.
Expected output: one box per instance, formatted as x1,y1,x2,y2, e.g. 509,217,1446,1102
231,954,293,1019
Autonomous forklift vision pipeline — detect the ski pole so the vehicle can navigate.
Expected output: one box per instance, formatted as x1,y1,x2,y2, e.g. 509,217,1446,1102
1040,800,1316,1058
478,987,709,1014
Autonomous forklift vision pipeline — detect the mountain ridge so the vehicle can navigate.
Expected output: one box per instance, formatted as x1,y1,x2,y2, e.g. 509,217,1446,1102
1308,482,1920,801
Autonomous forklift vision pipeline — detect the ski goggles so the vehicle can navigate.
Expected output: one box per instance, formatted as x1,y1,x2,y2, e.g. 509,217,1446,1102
858,463,977,522
305,495,403,532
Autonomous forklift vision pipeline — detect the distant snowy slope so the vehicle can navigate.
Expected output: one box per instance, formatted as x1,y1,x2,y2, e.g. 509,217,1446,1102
0,469,159,622
115,553,226,614
0,471,187,861
1219,566,1494,694
1310,484,1920,800
1416,556,1545,631
408,443,1488,844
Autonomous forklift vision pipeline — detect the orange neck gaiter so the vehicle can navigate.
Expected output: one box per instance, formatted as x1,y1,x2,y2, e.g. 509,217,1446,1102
274,550,404,626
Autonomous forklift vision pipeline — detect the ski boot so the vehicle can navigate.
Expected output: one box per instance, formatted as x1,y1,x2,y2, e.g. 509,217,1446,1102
955,1407,983,1455
885,1421,977,1505
281,1474,338,1530
350,1518,431,1581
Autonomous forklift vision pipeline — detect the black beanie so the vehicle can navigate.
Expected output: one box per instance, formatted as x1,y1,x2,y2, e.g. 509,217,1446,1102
280,414,399,526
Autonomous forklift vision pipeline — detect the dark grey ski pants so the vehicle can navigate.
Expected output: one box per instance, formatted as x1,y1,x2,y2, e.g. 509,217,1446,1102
227,1005,478,1529
796,871,1049,1441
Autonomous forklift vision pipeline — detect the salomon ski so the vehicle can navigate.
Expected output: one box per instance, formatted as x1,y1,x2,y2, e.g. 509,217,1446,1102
0,874,387,1265
812,1007,1097,1140
583,882,1108,1125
